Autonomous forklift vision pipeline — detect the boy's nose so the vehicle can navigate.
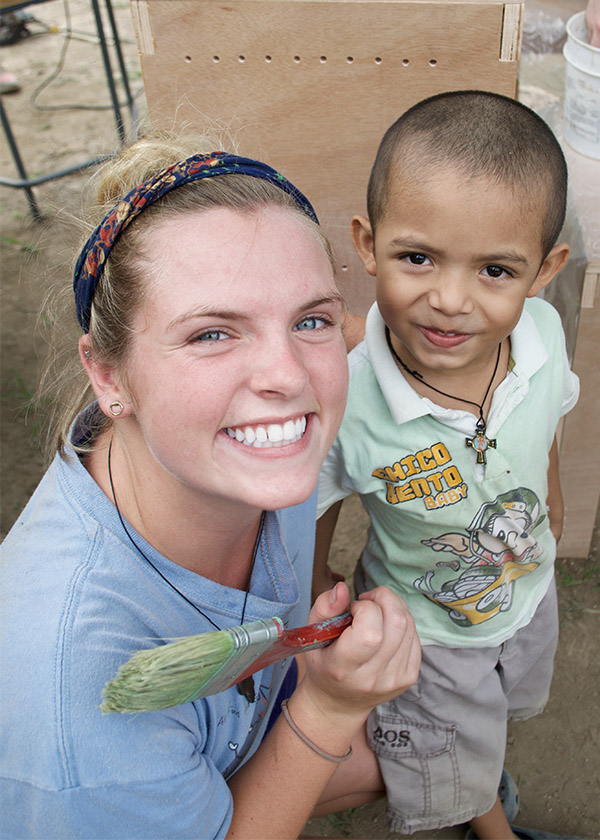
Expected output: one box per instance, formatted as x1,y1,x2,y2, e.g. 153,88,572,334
428,273,474,316
248,335,309,398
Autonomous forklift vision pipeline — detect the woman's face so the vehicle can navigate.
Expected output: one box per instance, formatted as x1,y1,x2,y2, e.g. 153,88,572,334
115,205,348,513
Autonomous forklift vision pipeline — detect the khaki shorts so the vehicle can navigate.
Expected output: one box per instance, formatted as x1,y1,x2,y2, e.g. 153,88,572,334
367,579,558,834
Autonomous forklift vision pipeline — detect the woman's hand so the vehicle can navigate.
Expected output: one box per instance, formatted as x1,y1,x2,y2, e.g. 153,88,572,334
227,584,419,839
301,582,421,719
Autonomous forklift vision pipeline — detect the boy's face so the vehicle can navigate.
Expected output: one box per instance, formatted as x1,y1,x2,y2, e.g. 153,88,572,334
352,166,568,385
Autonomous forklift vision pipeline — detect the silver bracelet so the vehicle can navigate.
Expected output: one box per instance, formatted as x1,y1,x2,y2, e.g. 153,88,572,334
280,699,353,763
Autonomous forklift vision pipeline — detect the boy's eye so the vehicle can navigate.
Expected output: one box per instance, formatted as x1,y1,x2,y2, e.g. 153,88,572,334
483,265,511,279
295,315,328,331
402,253,431,266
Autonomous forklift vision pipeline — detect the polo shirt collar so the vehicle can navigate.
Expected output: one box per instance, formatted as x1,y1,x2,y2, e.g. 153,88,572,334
365,301,548,426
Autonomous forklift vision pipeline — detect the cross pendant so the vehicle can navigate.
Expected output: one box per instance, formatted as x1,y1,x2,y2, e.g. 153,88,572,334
466,425,496,465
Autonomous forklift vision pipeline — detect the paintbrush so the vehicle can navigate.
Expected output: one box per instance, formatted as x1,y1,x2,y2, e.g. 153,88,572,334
101,611,352,713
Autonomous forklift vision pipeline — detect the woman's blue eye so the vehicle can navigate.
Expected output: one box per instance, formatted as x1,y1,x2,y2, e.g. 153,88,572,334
295,316,326,331
197,330,229,342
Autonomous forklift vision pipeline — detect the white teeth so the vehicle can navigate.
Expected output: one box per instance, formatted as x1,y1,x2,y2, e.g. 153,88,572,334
224,416,307,448
267,424,283,442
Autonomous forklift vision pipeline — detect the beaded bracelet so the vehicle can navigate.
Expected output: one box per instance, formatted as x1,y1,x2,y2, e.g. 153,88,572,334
280,699,353,763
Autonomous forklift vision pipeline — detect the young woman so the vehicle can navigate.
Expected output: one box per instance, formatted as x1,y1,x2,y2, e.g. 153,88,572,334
0,133,420,839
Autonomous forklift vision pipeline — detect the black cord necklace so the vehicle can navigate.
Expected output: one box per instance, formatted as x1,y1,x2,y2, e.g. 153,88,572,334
107,438,264,701
384,327,502,465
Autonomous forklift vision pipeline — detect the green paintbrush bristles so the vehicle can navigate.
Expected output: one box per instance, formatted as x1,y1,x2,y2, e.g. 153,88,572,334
101,629,237,714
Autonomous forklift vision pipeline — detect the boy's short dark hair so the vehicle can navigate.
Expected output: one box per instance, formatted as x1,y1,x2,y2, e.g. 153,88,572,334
367,90,568,258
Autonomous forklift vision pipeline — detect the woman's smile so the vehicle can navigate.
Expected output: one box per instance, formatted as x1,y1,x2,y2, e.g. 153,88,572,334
223,415,308,448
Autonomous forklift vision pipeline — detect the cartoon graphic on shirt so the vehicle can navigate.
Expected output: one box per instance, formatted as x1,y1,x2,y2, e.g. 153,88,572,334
414,488,544,627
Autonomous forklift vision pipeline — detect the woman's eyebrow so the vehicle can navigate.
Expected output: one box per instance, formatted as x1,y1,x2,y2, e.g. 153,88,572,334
167,295,342,330
300,294,344,310
167,308,250,330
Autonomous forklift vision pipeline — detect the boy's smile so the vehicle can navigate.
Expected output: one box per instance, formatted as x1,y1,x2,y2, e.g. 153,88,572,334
352,166,568,396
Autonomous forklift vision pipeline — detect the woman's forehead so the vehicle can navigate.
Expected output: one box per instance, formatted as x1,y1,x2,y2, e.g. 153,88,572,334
137,205,337,314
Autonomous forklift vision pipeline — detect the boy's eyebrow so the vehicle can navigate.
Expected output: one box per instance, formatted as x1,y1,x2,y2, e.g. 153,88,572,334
480,251,531,266
167,294,343,330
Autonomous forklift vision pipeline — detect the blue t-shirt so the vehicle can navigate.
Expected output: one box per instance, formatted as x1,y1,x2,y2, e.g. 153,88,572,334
1,433,315,838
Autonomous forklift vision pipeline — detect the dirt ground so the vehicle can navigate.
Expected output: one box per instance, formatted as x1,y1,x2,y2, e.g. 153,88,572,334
1,2,598,839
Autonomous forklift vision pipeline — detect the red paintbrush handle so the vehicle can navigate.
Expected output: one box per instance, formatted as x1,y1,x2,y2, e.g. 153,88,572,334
231,611,353,686
279,611,353,650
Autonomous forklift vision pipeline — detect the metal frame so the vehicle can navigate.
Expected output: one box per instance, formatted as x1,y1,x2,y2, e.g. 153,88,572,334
0,0,137,219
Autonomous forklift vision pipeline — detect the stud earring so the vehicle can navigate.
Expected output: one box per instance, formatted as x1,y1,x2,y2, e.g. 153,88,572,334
109,401,124,417
84,349,92,360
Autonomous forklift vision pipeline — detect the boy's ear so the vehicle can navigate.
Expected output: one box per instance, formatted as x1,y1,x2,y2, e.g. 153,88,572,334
78,335,132,418
351,215,377,277
527,243,570,298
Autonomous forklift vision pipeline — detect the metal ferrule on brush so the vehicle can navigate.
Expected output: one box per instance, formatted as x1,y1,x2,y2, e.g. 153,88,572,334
203,618,283,696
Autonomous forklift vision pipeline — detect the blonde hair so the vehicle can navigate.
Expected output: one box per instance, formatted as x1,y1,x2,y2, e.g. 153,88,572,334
38,130,331,461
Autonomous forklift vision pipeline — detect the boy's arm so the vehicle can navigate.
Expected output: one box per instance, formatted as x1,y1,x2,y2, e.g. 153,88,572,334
313,501,344,600
546,436,564,544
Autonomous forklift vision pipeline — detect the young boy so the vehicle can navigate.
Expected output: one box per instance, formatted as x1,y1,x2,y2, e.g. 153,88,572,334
314,91,579,839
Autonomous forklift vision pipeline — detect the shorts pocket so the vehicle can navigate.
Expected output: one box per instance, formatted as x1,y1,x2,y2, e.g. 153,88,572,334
368,707,455,760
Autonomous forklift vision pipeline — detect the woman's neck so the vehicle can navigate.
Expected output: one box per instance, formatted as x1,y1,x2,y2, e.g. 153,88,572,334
83,432,264,590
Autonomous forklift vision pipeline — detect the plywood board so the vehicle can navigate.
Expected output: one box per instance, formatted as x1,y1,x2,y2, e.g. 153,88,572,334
133,0,522,313
559,262,600,558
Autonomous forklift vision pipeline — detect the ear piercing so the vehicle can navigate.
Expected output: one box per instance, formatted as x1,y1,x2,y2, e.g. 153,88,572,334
109,401,124,417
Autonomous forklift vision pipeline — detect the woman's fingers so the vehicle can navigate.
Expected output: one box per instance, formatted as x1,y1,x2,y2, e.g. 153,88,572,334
304,586,420,710
307,581,351,625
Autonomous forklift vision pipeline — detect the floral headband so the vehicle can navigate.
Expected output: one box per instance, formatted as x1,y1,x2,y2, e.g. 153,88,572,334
73,152,319,332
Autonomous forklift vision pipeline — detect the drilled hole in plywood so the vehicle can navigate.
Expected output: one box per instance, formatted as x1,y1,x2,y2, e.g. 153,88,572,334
375,56,382,64
293,55,301,63
346,56,354,63
184,55,192,63
212,55,220,63
320,55,327,63
341,265,349,272
402,58,409,66
238,55,245,63
265,55,272,62
429,58,437,66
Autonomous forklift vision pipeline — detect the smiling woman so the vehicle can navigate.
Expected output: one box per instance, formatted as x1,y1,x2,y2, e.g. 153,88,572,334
0,132,420,840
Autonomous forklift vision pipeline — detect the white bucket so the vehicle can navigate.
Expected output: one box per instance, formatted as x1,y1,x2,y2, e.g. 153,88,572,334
563,11,600,159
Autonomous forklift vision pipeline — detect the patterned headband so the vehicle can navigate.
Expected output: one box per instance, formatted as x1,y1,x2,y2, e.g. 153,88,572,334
73,152,319,332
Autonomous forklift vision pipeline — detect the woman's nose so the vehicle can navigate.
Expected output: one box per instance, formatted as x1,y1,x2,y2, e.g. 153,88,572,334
248,335,309,398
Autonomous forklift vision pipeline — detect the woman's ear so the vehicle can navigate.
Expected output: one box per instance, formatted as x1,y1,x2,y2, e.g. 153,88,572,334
350,215,378,277
79,336,132,418
527,243,570,298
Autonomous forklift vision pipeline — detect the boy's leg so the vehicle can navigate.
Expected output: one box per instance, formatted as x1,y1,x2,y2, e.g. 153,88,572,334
500,579,559,720
469,580,559,840
367,643,509,834
470,795,516,839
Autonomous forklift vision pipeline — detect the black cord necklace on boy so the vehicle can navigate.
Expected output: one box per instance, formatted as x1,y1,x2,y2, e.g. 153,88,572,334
384,327,501,465
107,438,264,701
